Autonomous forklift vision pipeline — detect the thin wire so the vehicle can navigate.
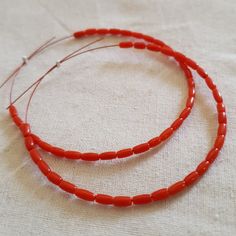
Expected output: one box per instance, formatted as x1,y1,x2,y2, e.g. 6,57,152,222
24,42,117,122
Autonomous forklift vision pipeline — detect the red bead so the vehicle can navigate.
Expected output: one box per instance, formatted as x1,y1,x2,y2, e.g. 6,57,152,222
142,35,155,43
189,87,196,97
85,28,97,35
213,89,223,103
75,188,95,201
196,160,210,175
97,28,109,35
120,29,132,36
168,181,186,195
30,133,40,143
175,52,186,62
119,41,133,48
99,152,117,160
37,140,53,153
218,123,227,136
153,38,165,46
205,148,219,163
214,135,225,150
186,96,194,108
146,44,161,52
197,67,208,78
117,148,133,158
160,128,173,141
13,116,23,127
148,136,161,148
95,194,114,205
132,194,152,205
20,123,31,137
184,171,199,185
180,107,191,120
73,31,85,38
161,47,174,56
59,180,76,194
133,143,150,154
185,58,198,70
81,153,99,161
205,76,216,90
50,147,65,157
25,136,35,151
151,188,169,201
30,149,42,164
113,196,132,207
171,118,183,130
131,32,143,38
64,151,81,159
37,160,51,176
9,105,18,117
218,112,227,124
133,42,146,49
217,103,225,113
47,172,62,185
109,28,121,35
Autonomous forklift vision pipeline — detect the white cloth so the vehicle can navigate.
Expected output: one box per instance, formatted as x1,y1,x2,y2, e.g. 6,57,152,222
0,0,235,235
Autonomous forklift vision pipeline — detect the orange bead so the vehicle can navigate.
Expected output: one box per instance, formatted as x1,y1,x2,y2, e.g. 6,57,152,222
151,188,169,201
147,44,161,52
148,136,161,148
47,172,62,185
117,148,133,158
97,28,109,35
134,42,146,49
168,181,186,195
85,28,97,35
119,41,133,48
37,140,53,153
99,152,117,160
213,88,223,103
81,152,99,161
50,147,65,157
205,148,219,163
214,135,225,150
160,128,173,141
184,171,199,185
59,180,76,194
132,194,152,205
196,160,210,175
20,123,31,137
133,143,150,154
73,31,85,38
171,118,183,130
30,149,42,164
217,103,225,113
75,188,95,201
218,112,227,124
25,136,35,151
218,123,227,136
205,76,216,90
197,67,208,78
37,160,51,176
180,107,191,120
64,151,81,159
13,116,23,127
95,194,114,205
9,105,18,117
113,196,132,207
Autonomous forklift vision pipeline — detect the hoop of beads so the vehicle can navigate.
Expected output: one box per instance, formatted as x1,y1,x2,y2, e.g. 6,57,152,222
10,33,226,206
9,28,195,161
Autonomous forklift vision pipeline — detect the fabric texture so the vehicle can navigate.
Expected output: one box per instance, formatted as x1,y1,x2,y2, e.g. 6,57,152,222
0,0,235,235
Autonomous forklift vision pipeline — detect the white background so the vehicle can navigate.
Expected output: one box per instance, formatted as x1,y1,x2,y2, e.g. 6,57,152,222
0,0,235,235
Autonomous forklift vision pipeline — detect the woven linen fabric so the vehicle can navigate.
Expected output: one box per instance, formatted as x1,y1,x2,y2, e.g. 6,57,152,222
0,0,235,235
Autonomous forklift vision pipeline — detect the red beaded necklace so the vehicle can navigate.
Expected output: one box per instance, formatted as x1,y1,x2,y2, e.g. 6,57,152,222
4,28,226,207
